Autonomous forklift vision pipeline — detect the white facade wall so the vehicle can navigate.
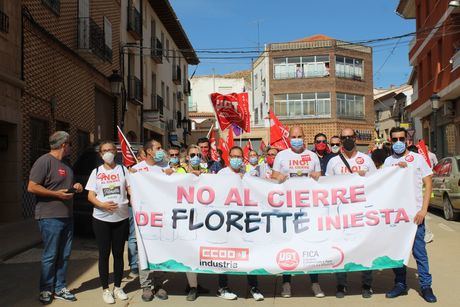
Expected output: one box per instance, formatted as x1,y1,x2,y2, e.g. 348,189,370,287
190,77,250,113
252,53,269,127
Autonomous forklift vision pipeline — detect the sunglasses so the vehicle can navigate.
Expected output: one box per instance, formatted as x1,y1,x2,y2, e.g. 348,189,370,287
330,143,340,146
315,140,327,144
189,153,202,158
169,153,179,157
340,135,355,140
391,137,406,143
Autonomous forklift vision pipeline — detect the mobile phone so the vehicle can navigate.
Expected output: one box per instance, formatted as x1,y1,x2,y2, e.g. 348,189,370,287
66,187,77,193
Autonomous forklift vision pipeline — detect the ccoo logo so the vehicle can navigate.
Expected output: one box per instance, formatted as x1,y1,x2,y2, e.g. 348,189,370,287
276,248,299,271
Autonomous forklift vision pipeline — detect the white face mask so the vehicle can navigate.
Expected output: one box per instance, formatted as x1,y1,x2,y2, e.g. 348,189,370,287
331,145,340,154
102,152,115,164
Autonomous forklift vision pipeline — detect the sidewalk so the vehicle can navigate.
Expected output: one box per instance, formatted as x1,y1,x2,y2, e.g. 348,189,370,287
0,219,41,261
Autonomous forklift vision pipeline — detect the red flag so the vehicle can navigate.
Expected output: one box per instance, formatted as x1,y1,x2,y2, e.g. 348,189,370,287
268,110,289,150
259,140,266,152
226,127,234,149
210,92,250,132
416,139,431,168
117,126,137,167
218,138,229,165
209,128,219,161
243,140,253,162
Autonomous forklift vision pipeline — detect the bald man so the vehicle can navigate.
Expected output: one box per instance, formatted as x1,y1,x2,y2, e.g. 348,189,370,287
271,126,324,298
325,128,377,299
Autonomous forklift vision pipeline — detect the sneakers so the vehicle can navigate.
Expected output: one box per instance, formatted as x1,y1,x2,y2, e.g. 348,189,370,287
281,282,291,298
114,287,128,300
336,285,347,298
155,287,168,300
362,285,373,298
311,283,325,298
217,287,237,300
186,287,198,301
102,289,115,304
39,291,53,305
141,287,154,302
250,287,264,301
386,283,408,298
421,287,437,303
54,288,77,301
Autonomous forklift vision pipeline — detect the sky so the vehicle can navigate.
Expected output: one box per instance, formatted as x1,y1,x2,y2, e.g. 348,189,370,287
169,0,415,89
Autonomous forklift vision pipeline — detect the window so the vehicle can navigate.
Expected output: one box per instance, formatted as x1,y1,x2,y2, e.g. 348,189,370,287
166,86,170,110
337,93,365,119
161,32,165,59
166,39,169,61
55,121,70,132
254,74,258,89
42,0,60,15
273,92,331,118
103,17,112,60
30,118,50,165
161,81,165,101
273,55,330,80
151,19,156,38
335,56,364,80
77,130,90,157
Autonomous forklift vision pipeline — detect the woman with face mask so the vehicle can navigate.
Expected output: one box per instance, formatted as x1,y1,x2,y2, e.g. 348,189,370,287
86,142,130,304
245,150,260,176
259,147,279,180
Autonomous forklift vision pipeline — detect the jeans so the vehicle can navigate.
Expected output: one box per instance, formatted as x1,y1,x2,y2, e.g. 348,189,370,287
128,207,138,272
283,274,319,283
38,218,73,292
336,271,372,288
393,222,432,288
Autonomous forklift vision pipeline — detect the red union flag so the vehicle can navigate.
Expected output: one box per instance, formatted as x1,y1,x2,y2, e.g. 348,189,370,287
210,92,250,132
117,126,137,167
416,139,431,168
269,110,289,150
208,128,219,161
243,140,253,162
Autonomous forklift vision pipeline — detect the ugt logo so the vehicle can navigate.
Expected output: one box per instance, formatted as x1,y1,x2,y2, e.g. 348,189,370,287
276,248,299,271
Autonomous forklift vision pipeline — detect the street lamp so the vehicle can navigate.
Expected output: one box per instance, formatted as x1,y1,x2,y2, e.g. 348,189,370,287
430,93,441,154
108,70,123,96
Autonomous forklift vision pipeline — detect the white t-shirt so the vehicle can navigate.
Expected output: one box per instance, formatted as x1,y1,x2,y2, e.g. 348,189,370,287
325,151,377,176
273,148,321,178
258,162,274,180
384,152,433,210
428,151,438,169
131,160,170,173
85,164,130,222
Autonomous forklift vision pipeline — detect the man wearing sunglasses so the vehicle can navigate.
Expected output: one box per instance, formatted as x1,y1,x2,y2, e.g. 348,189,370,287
383,127,436,303
168,146,186,174
325,128,376,299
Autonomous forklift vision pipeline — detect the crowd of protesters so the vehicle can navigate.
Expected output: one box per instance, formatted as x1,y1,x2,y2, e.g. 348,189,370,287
28,126,437,304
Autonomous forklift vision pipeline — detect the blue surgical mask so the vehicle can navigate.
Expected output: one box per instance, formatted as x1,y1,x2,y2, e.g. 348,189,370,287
230,157,243,170
190,155,201,167
249,157,258,165
392,141,406,155
170,157,179,165
290,138,304,149
154,150,165,162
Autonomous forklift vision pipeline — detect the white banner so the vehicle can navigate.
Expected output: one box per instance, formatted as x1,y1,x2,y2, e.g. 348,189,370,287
130,167,418,275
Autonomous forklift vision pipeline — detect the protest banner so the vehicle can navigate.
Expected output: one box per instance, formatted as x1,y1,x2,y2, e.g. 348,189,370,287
129,167,417,275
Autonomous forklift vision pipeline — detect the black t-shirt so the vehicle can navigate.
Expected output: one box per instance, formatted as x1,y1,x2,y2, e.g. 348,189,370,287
29,154,74,219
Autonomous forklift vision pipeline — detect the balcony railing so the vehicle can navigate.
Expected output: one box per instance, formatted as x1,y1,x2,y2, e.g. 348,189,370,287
173,66,181,85
127,2,141,40
128,76,142,102
151,94,164,116
77,17,112,62
184,80,191,96
151,38,163,63
42,0,60,15
0,9,9,33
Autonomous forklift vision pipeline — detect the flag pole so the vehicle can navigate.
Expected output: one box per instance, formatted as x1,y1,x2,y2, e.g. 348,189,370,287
206,123,214,139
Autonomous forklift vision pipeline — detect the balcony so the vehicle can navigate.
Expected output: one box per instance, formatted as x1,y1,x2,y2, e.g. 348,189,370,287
150,94,164,116
127,76,142,103
0,9,9,33
183,80,191,96
127,2,141,40
167,119,176,131
151,38,163,63
77,17,112,63
172,66,181,85
143,110,165,131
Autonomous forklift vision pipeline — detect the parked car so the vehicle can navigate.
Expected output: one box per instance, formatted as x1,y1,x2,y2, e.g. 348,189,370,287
430,156,460,220
72,143,141,235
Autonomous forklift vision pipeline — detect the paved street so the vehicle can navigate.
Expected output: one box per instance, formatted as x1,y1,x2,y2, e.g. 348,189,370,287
0,210,459,307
